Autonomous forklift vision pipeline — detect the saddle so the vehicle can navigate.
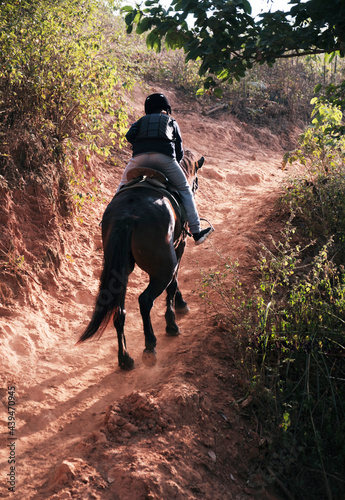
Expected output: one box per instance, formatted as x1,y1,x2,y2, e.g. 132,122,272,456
127,167,168,186
117,167,187,223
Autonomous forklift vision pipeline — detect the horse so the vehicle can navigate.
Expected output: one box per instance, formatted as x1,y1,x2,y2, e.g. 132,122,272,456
77,150,204,370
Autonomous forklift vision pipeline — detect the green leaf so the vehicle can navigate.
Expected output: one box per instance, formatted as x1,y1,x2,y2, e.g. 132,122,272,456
136,16,151,35
125,10,137,27
165,30,185,50
146,30,161,52
121,5,134,13
240,0,252,15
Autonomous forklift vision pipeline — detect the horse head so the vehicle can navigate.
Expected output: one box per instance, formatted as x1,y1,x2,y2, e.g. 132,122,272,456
181,150,204,195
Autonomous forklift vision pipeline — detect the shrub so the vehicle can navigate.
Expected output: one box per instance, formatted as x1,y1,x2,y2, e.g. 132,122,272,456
199,99,345,498
0,0,131,190
284,100,345,259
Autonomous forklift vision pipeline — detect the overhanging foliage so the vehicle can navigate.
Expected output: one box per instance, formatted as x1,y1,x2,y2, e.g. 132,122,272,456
122,0,345,89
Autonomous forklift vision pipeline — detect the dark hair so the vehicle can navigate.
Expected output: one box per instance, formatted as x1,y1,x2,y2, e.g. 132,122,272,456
145,93,172,115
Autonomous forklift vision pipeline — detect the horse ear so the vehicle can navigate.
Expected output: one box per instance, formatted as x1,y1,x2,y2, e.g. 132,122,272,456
197,156,205,170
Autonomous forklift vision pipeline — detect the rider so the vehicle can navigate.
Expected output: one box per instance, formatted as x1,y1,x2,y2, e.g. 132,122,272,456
117,93,214,245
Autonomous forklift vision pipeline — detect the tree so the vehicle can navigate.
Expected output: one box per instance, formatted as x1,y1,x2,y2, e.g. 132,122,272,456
122,0,345,90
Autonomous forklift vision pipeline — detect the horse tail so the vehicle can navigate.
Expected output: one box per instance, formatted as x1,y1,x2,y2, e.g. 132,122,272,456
77,218,133,344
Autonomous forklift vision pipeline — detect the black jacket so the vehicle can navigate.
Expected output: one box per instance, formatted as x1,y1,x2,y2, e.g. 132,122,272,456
126,113,184,163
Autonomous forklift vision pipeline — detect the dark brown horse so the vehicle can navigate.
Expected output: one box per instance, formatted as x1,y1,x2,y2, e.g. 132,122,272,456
77,150,204,369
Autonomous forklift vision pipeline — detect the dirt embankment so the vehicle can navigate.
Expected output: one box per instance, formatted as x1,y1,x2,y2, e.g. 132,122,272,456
0,84,296,499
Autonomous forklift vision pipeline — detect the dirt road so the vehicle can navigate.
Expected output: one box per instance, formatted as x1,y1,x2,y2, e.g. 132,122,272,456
0,85,290,499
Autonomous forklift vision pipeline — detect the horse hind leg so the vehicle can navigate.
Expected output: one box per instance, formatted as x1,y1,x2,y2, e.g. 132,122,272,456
114,296,134,371
165,277,181,336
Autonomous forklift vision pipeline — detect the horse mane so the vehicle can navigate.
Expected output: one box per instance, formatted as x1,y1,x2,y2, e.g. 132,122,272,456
181,149,197,178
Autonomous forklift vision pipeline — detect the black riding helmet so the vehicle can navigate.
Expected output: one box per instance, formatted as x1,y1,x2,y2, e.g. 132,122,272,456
145,93,172,115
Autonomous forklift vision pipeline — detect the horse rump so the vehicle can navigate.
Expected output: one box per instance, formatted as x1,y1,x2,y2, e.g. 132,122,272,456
77,217,134,344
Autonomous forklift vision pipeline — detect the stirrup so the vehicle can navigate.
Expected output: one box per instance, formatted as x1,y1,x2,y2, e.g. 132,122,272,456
200,217,214,230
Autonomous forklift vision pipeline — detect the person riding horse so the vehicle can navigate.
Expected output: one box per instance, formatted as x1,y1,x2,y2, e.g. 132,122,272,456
117,93,214,245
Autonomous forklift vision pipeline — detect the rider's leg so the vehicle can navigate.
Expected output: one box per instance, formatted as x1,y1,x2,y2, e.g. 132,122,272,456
147,153,201,233
149,154,214,244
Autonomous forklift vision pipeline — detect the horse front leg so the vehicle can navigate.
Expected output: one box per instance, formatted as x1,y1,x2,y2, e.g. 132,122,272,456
174,241,189,315
165,277,181,336
175,286,190,315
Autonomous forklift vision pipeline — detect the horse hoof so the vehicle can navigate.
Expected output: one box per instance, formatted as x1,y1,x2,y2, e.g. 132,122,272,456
119,355,135,371
166,325,181,336
142,348,157,367
175,304,190,316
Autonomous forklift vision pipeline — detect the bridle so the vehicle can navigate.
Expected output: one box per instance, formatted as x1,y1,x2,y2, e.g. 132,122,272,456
192,175,199,195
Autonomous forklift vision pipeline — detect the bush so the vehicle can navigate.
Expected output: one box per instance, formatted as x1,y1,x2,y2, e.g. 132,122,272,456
284,101,345,259
0,0,131,193
253,227,345,499
199,100,345,498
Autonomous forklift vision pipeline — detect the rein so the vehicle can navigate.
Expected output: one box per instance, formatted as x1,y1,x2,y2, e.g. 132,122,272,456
174,224,189,249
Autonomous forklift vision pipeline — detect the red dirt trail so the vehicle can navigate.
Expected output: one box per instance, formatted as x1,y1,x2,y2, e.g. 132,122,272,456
0,84,295,499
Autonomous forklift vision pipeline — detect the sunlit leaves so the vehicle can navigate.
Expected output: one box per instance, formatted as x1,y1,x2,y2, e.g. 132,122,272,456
0,0,131,168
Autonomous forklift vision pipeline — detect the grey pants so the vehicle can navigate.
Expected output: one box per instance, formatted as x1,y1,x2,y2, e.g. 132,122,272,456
116,152,201,233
